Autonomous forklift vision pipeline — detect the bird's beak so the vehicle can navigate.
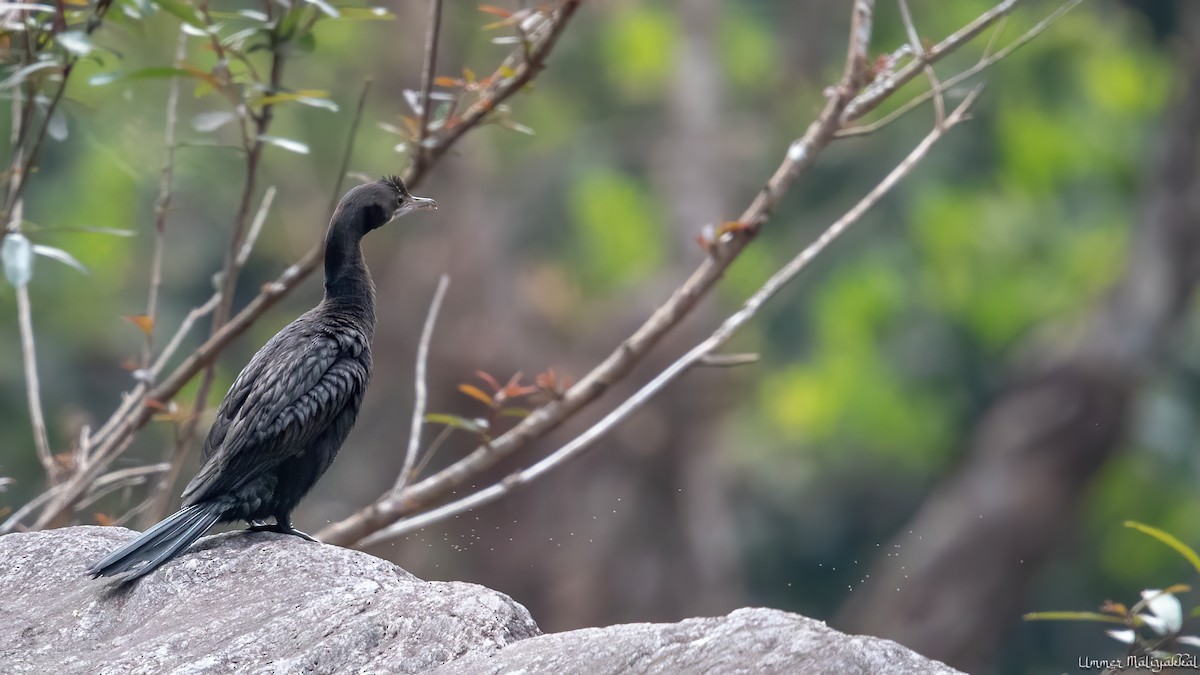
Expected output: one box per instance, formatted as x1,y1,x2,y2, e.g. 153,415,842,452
408,195,437,211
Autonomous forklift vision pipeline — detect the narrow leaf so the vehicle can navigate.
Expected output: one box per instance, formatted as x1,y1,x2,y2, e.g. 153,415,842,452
1022,611,1127,625
478,4,512,18
0,59,61,91
302,0,339,18
31,244,87,274
258,135,310,154
334,6,394,20
458,384,495,407
56,31,94,56
89,67,198,86
192,110,237,132
424,413,487,434
152,0,207,29
1125,521,1200,574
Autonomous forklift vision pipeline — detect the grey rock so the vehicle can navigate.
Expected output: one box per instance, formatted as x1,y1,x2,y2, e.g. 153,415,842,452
434,606,964,675
0,526,961,675
0,526,539,674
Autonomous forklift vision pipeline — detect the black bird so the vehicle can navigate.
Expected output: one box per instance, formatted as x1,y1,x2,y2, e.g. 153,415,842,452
88,176,436,581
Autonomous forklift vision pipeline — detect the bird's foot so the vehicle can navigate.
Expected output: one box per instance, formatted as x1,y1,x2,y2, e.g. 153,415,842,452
247,521,319,543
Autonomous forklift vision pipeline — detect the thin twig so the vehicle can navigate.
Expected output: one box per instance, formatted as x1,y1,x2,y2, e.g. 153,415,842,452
897,0,944,126
396,274,450,491
327,79,373,217
15,258,54,479
0,483,63,533
360,90,981,546
412,0,444,176
411,425,454,480
144,30,188,369
837,0,1079,138
841,0,1018,124
8,198,52,478
78,463,171,510
237,186,275,267
91,292,223,451
698,353,760,368
424,0,583,167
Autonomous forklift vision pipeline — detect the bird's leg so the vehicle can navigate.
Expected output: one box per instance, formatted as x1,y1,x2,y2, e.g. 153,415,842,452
247,514,319,542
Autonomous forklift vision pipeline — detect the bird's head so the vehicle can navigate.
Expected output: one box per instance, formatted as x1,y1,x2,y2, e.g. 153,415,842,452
335,175,437,234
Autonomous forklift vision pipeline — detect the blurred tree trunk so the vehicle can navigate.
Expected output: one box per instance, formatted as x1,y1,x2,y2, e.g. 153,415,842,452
836,7,1200,672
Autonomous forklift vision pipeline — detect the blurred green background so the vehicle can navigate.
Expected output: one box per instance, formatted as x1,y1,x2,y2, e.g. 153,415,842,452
2,1,1196,672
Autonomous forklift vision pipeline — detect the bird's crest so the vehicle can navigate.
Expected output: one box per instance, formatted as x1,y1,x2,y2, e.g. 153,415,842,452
381,175,407,194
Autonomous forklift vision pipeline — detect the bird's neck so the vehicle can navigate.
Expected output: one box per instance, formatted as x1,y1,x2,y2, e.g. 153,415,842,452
322,224,376,322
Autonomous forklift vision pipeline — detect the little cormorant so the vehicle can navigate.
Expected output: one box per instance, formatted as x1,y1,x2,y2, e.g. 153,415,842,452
87,176,436,581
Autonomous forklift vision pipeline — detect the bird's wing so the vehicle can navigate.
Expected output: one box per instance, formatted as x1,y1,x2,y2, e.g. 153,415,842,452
181,327,368,505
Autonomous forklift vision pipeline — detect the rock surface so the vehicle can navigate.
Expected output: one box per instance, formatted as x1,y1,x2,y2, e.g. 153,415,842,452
0,526,963,674
0,527,539,674
434,607,963,675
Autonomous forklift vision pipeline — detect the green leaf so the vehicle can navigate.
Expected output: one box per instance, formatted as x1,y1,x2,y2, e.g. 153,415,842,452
302,0,339,19
0,59,62,91
56,31,95,56
192,110,237,132
31,244,87,274
255,91,338,112
2,233,34,288
424,413,488,435
335,6,394,21
152,0,207,29
89,67,197,87
257,135,309,154
1022,611,1127,624
1124,521,1200,575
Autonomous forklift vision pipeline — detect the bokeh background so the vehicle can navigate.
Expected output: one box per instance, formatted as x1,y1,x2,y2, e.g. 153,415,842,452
1,1,1196,672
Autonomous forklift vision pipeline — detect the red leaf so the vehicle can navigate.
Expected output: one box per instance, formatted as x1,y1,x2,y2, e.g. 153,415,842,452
475,370,501,392
478,4,512,18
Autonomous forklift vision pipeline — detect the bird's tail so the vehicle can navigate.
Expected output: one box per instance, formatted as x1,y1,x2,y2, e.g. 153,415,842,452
87,502,223,580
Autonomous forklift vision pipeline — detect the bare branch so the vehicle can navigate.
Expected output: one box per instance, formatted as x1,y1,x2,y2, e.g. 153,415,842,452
396,274,450,492
327,79,373,216
361,91,980,547
412,0,444,176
